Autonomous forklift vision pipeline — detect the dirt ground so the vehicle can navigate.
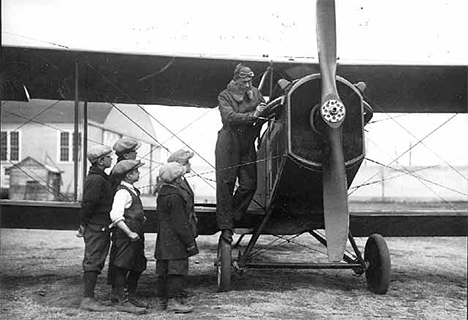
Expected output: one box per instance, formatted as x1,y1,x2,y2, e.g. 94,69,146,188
0,229,466,320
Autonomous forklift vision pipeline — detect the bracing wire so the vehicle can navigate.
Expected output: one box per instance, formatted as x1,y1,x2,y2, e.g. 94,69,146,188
349,133,468,204
349,94,467,206
3,153,71,201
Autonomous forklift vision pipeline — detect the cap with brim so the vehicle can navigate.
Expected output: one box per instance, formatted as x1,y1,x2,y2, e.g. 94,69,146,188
112,159,144,176
87,146,113,163
113,138,142,156
159,162,186,183
167,149,195,163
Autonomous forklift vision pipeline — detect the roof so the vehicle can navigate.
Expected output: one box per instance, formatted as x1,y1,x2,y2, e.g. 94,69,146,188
6,156,62,174
1,99,112,124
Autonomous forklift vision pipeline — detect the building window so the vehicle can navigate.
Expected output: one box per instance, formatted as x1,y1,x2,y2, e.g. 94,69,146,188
59,131,81,162
1,131,20,161
60,132,70,161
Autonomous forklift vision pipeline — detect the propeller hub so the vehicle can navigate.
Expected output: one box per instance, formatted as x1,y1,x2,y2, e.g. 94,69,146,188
321,99,345,124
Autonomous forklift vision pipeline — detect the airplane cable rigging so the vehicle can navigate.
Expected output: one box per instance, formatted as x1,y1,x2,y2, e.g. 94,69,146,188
247,234,304,260
2,107,166,198
306,230,358,259
81,60,284,203
105,101,170,153
159,108,217,146
86,61,217,191
354,99,464,200
363,96,466,183
1,31,70,49
85,58,287,206
348,161,459,194
3,103,166,173
8,100,64,133
366,113,412,125
86,83,217,191
383,113,466,181
112,101,216,191
3,153,71,201
132,107,219,182
1,109,103,147
364,158,468,199
184,154,287,181
244,231,360,263
123,153,288,199
247,234,327,261
348,140,465,208
348,133,467,202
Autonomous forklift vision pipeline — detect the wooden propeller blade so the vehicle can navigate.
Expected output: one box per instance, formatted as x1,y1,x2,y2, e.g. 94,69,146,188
316,0,349,262
322,127,349,262
316,0,338,104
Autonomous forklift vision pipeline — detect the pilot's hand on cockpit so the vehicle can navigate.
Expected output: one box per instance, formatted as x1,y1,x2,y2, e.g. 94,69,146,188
254,103,267,117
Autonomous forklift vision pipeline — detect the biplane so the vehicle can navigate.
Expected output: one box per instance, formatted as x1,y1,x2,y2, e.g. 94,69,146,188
1,0,467,296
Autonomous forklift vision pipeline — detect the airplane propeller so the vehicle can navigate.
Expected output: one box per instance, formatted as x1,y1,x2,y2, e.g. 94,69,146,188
313,0,349,262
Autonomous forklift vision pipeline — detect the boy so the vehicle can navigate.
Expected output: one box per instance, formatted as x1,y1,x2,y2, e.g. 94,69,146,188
107,137,141,289
155,162,199,313
167,149,198,239
109,159,147,315
79,145,114,312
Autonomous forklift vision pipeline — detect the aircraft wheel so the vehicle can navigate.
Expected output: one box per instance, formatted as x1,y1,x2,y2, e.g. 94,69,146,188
364,233,391,294
217,239,231,292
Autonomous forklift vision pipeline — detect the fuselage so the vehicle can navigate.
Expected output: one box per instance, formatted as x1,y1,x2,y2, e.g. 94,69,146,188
251,74,366,234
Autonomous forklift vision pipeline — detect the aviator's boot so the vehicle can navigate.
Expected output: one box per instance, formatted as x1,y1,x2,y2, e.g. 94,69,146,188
80,297,113,312
220,229,233,244
166,298,193,313
154,276,167,311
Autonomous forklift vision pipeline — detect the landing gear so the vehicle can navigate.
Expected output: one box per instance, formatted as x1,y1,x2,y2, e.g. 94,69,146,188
364,234,391,294
216,239,231,292
215,223,391,294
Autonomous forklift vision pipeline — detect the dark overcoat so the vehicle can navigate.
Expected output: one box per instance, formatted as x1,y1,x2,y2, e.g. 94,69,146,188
80,166,113,226
154,183,198,260
175,177,198,238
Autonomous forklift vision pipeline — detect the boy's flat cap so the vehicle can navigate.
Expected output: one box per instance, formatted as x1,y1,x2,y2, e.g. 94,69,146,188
113,138,141,156
113,159,144,176
87,146,113,163
167,149,194,163
159,162,186,183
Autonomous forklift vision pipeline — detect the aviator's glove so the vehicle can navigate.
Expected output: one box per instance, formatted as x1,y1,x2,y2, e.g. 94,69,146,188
253,103,267,118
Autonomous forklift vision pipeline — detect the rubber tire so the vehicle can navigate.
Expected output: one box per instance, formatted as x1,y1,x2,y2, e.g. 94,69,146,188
217,239,231,292
364,233,391,294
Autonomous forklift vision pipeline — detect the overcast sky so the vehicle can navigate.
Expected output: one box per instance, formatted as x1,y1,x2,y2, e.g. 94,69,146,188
2,1,467,179
2,0,468,64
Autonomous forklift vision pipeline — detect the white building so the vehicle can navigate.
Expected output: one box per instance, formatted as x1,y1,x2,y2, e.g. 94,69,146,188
1,99,162,200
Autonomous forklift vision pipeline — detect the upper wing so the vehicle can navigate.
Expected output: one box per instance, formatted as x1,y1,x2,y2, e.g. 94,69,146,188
2,46,466,113
1,46,315,107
